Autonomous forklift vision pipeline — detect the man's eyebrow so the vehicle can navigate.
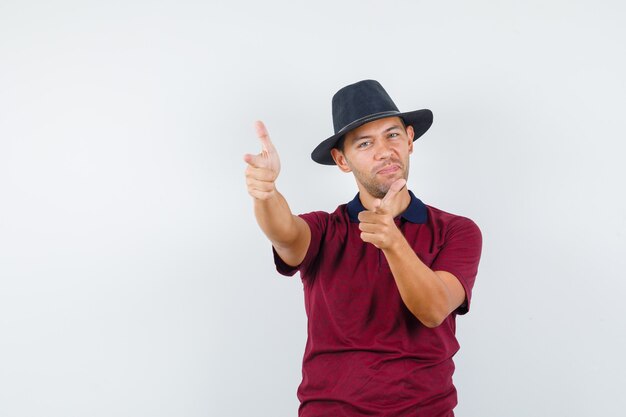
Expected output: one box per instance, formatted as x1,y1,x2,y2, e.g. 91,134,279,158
352,125,402,142
384,125,402,132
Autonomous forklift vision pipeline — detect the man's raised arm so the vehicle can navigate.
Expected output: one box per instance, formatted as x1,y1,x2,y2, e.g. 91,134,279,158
243,121,311,267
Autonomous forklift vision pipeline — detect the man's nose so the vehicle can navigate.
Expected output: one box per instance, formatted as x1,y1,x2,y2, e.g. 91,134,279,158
374,140,392,160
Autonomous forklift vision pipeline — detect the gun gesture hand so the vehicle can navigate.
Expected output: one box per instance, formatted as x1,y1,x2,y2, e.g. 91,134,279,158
244,121,281,200
357,179,407,250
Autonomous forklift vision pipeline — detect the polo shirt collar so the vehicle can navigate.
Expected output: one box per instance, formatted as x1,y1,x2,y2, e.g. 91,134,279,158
346,189,428,224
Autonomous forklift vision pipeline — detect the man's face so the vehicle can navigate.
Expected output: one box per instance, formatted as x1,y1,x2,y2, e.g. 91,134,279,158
330,116,415,199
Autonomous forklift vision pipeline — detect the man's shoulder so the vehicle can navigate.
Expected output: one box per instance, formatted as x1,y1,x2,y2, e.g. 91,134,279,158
420,204,482,259
424,203,481,231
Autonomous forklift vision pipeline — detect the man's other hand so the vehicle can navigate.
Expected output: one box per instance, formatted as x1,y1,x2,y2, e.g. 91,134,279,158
357,179,407,250
244,121,281,200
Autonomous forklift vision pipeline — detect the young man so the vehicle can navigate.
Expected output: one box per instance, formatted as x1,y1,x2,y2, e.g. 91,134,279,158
244,80,482,417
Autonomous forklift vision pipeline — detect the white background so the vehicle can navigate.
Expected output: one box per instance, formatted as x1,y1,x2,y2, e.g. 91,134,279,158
1,1,625,416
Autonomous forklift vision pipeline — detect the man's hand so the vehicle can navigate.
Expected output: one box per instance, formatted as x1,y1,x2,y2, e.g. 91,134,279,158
357,179,407,250
243,121,281,200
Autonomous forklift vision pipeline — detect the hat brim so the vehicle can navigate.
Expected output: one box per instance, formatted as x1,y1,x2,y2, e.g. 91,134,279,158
311,109,433,165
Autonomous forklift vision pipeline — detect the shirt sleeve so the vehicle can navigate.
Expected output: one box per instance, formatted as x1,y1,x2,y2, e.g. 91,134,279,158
272,211,329,278
430,217,483,315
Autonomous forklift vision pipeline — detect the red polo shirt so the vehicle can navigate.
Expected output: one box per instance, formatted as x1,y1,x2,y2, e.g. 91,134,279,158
273,190,482,417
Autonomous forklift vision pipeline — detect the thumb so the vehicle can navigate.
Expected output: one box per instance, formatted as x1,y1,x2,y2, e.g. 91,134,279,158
243,152,264,168
380,178,407,209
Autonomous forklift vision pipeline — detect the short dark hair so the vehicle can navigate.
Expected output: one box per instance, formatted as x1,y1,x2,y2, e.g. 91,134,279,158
333,117,408,153
335,135,346,153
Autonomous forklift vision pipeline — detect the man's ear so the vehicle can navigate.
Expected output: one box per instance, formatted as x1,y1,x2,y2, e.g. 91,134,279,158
406,125,415,154
330,148,352,173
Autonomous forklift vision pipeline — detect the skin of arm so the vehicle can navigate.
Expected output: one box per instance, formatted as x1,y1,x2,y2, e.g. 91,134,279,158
358,179,466,328
244,121,311,267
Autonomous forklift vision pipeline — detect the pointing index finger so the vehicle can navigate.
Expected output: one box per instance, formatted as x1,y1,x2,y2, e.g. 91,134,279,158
254,120,274,154
380,178,407,208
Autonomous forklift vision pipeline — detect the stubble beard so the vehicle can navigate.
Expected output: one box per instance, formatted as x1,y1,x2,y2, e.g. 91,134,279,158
347,158,410,199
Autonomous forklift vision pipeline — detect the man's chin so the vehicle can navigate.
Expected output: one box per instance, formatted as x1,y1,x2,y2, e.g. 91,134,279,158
358,172,407,199
370,183,393,199
380,175,403,190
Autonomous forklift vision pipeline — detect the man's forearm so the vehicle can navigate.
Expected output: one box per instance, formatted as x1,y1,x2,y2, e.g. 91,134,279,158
254,189,300,247
383,238,453,328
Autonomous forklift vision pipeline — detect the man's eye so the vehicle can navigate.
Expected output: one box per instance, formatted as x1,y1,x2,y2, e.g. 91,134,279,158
389,133,399,138
358,141,371,148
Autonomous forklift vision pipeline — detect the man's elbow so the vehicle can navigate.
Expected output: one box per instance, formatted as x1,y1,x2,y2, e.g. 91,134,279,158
411,305,450,328
419,315,445,329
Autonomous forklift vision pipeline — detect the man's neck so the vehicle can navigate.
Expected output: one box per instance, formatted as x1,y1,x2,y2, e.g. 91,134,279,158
359,187,411,217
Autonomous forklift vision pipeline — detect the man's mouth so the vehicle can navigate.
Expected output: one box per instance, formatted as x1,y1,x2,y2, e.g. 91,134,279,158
377,164,400,175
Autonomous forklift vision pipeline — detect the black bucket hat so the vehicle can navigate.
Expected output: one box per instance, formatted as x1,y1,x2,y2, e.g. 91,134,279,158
311,79,433,165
